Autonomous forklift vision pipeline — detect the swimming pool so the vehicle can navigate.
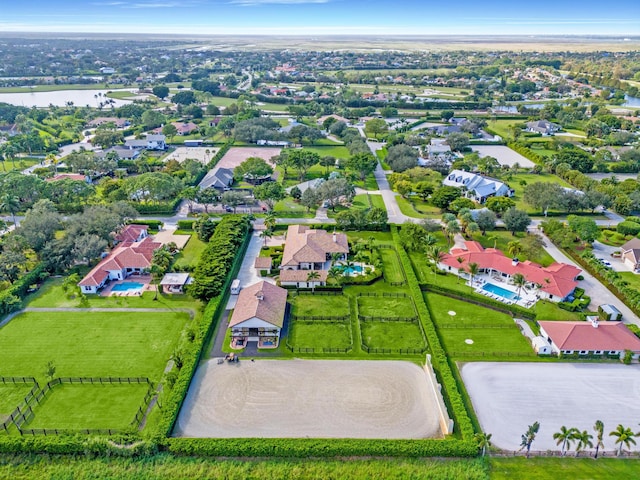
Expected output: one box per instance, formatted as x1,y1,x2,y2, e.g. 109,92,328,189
482,282,519,301
341,264,363,275
111,282,144,292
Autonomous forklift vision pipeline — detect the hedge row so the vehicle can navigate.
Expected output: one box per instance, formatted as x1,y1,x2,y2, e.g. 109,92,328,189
166,437,478,458
391,227,476,443
177,219,196,230
130,197,182,215
188,215,251,302
421,282,536,319
206,141,233,170
128,219,163,230
507,142,545,165
0,263,47,316
0,434,155,457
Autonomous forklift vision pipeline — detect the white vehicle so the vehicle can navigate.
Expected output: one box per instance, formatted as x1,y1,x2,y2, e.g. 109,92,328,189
230,279,241,295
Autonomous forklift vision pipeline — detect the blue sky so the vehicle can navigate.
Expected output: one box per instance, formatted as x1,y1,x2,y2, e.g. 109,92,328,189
2,0,639,35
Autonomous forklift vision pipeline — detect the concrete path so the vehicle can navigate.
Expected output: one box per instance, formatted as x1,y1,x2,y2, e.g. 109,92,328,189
534,230,640,327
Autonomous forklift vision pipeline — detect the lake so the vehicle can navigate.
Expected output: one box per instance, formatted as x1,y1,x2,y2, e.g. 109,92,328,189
623,95,640,107
0,89,136,108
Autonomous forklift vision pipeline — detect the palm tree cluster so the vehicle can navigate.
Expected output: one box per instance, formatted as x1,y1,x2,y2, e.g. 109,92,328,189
549,421,639,458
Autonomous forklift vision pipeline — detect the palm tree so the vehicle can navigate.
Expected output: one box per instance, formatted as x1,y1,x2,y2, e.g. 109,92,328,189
445,220,461,247
594,420,605,459
367,235,376,253
0,194,20,227
331,251,344,266
456,257,464,284
306,271,320,293
507,240,523,257
520,421,540,458
264,212,277,231
610,424,637,456
260,228,273,247
553,426,578,456
574,430,593,457
427,245,445,282
467,262,479,286
328,266,343,286
475,432,492,457
512,273,527,299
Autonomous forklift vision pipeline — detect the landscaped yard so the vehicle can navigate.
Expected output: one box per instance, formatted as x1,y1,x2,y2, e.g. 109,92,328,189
24,383,149,430
173,235,207,270
359,321,426,351
357,295,415,318
347,230,394,246
0,311,188,381
490,457,640,480
0,384,33,416
508,173,573,214
289,294,350,318
378,248,405,284
288,321,352,350
534,299,582,321
471,230,555,267
426,294,534,358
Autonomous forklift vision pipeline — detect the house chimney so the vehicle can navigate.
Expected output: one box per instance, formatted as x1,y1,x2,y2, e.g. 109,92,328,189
333,232,337,243
256,291,264,301
512,257,519,266
590,317,599,328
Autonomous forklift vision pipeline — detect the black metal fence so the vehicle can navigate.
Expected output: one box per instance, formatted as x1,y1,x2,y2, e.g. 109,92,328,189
360,344,427,355
291,315,350,322
359,315,418,322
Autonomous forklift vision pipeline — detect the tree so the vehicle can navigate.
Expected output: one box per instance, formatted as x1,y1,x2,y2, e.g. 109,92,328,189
520,421,540,458
162,123,178,142
431,186,462,210
317,178,354,212
152,85,170,100
221,190,246,213
319,155,336,175
609,424,637,456
486,196,515,215
288,149,320,182
72,234,108,265
476,210,497,234
141,110,166,130
475,432,492,457
234,157,273,182
386,144,418,172
507,241,522,257
446,132,469,152
467,262,479,285
17,199,61,253
415,182,434,202
450,197,475,213
395,180,413,198
441,110,455,121
196,188,218,214
300,187,319,212
574,430,593,457
91,129,123,149
399,222,429,252
44,360,56,382
0,194,19,226
260,229,273,248
290,186,302,201
328,266,343,285
553,426,578,456
0,251,26,283
445,220,461,246
365,118,388,139
347,152,377,181
172,90,197,105
503,208,531,235
567,215,599,244
306,270,320,292
594,420,605,459
427,245,446,281
253,182,285,211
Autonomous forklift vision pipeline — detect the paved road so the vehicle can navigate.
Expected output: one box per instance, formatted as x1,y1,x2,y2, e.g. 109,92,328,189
535,229,640,327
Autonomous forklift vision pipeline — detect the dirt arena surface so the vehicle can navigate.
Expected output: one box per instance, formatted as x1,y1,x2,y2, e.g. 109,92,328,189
174,359,442,439
217,147,281,170
471,145,535,168
462,362,640,452
164,147,219,164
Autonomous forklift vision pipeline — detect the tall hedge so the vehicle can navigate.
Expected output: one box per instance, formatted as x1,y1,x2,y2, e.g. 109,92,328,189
0,263,47,316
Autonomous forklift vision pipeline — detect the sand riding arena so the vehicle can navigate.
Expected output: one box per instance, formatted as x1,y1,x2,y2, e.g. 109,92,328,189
174,359,444,439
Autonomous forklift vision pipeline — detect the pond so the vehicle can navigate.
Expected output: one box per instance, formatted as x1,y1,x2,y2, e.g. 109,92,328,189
0,89,136,108
623,95,640,107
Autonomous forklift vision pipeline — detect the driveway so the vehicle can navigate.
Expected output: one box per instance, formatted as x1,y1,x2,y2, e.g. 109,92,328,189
592,241,630,273
535,230,640,326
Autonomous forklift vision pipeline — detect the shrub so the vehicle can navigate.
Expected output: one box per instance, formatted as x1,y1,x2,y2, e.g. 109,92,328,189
0,263,48,316
616,221,640,236
177,220,196,230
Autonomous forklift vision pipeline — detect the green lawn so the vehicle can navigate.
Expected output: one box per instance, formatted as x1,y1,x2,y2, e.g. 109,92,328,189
0,311,188,382
360,321,426,351
173,235,207,270
357,295,415,318
27,277,202,311
0,384,32,416
379,248,405,284
599,229,631,247
273,198,314,218
288,321,352,350
471,230,556,267
396,196,427,218
25,383,149,430
347,231,394,246
534,300,582,321
490,457,640,480
426,294,534,358
619,272,640,291
289,294,350,318
508,173,573,214
303,145,351,160
369,194,386,210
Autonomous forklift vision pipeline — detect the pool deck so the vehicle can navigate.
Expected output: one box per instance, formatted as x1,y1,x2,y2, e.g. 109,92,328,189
100,277,152,297
469,275,538,307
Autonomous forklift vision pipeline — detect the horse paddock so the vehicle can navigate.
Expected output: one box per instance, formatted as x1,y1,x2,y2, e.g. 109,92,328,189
174,359,442,439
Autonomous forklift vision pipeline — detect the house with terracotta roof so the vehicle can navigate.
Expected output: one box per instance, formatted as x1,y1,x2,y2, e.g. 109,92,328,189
114,224,149,245
620,238,640,272
228,281,287,349
78,236,161,294
45,173,89,183
438,241,581,303
539,319,640,359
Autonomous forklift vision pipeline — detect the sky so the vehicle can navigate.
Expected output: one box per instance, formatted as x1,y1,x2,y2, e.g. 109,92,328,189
1,0,639,36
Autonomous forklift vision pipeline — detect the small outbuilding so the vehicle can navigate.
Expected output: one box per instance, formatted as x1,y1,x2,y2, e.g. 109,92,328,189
599,304,623,321
254,257,273,275
532,336,553,355
160,272,193,294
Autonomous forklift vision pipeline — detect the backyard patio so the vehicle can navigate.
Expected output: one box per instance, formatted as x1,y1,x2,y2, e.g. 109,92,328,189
464,273,538,307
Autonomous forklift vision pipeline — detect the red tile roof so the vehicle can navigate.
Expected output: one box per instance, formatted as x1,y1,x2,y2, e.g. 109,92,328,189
540,321,640,352
114,224,148,243
45,173,87,182
440,241,581,298
279,269,328,283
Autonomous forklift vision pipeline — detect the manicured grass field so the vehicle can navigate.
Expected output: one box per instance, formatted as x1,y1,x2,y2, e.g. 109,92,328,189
379,248,405,284
27,277,201,311
471,230,555,267
288,321,352,350
490,457,640,480
426,294,533,358
360,321,426,351
173,235,207,269
289,294,350,318
25,383,149,430
273,198,314,218
304,145,351,160
0,311,188,381
508,173,573,214
0,384,32,416
347,230,394,246
534,299,582,321
395,196,427,218
357,296,415,318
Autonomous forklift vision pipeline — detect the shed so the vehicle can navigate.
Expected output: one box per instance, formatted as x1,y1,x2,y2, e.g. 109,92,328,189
254,257,273,274
599,304,623,321
160,272,192,294
532,336,552,355
184,139,203,147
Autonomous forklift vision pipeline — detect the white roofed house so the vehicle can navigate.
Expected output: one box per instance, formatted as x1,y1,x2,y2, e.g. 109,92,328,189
443,169,512,204
228,281,288,349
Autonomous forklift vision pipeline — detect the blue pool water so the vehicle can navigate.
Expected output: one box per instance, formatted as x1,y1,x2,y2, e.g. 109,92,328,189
342,265,363,275
111,282,144,292
482,282,520,300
